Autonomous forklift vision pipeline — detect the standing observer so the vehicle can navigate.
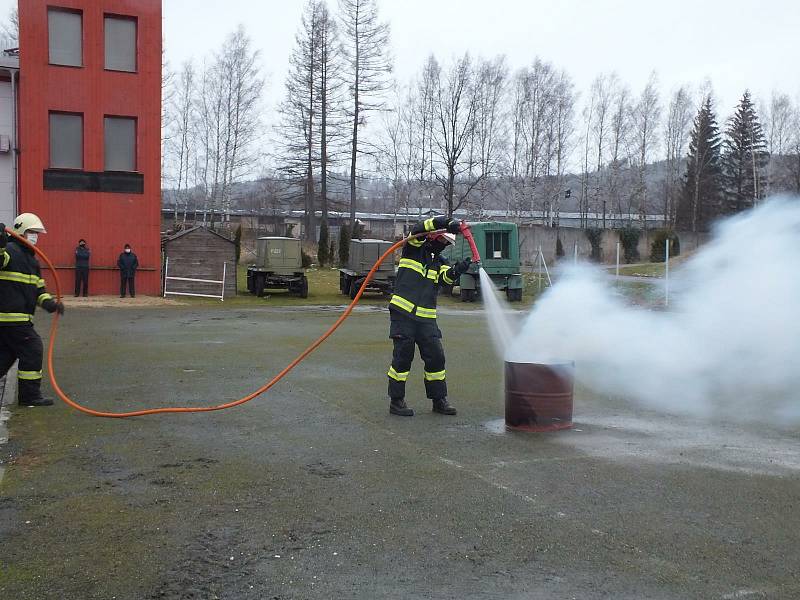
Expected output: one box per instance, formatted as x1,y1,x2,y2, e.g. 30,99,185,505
0,214,65,407
117,243,139,298
74,238,90,297
385,215,472,417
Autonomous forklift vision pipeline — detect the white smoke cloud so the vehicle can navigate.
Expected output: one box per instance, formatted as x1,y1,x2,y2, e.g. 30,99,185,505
498,197,800,423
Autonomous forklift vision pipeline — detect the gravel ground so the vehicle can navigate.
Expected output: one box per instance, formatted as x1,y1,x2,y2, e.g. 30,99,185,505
0,306,798,599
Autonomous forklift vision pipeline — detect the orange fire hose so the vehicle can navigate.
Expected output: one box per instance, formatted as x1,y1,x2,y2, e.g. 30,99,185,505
4,227,445,418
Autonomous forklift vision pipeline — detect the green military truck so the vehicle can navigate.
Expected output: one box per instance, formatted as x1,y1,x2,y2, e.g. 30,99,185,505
339,238,396,299
442,221,523,302
246,236,309,298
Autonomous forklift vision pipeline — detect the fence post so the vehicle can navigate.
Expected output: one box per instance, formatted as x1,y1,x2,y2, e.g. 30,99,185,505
221,262,227,302
163,257,169,298
665,238,670,307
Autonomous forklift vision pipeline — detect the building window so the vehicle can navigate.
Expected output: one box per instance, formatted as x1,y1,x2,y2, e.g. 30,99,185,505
48,8,82,67
104,15,137,72
486,231,510,260
104,117,137,172
49,113,83,169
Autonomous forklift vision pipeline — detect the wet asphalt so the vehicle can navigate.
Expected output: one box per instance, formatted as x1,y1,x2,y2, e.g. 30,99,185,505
0,306,799,599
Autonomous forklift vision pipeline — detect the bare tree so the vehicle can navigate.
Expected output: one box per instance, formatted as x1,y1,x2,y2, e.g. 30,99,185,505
171,61,196,226
663,85,693,225
588,73,615,225
631,72,661,225
550,69,576,226
0,7,18,49
763,91,795,194
469,55,508,217
432,53,480,216
608,83,633,218
339,0,392,223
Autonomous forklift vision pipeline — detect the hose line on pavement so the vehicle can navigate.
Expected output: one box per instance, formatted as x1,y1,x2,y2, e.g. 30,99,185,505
5,228,443,419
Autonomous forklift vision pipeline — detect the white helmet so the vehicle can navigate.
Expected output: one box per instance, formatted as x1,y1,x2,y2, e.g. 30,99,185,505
13,213,47,235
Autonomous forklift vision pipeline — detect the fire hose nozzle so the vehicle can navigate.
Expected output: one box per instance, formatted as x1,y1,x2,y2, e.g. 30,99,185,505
459,221,481,264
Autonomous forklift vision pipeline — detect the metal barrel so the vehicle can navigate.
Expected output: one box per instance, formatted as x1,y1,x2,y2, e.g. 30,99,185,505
504,361,574,432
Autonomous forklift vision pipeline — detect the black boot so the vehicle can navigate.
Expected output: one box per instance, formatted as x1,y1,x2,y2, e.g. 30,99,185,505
432,398,457,415
18,380,54,407
389,398,414,417
18,396,54,407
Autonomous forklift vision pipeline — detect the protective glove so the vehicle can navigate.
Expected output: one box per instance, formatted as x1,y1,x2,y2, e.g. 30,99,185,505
446,219,463,234
0,223,7,249
42,299,65,315
454,258,472,276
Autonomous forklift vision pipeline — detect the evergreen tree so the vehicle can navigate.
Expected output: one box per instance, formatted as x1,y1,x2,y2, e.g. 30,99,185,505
318,219,330,266
338,223,351,265
722,91,769,213
676,96,723,233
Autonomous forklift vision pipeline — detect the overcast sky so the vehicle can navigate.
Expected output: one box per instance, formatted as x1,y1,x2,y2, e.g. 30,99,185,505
4,0,799,123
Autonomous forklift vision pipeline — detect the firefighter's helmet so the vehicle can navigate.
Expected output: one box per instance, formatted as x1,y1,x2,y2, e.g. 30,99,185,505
13,213,47,235
429,231,455,245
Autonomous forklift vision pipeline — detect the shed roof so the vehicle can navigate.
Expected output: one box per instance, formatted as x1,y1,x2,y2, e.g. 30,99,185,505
162,225,235,245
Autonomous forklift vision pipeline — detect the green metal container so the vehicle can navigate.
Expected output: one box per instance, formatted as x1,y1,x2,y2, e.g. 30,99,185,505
339,239,396,299
442,221,523,302
247,237,308,298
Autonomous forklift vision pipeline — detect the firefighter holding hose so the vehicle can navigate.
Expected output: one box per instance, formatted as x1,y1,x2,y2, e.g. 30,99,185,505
0,214,65,407
386,216,472,417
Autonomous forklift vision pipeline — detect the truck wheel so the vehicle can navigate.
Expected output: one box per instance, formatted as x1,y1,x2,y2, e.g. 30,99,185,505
340,273,350,295
299,277,309,299
350,278,363,300
254,274,266,297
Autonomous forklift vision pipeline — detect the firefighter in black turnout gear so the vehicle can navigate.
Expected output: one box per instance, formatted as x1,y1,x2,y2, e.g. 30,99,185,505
0,214,64,407
387,216,472,417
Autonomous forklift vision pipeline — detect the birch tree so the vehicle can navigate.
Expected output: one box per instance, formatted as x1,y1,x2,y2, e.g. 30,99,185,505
631,72,661,225
663,86,693,225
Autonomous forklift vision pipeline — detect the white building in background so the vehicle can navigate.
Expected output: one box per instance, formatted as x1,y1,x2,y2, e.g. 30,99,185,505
0,53,19,228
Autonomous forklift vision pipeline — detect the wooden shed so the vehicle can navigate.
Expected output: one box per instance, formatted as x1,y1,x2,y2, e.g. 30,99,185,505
161,227,238,298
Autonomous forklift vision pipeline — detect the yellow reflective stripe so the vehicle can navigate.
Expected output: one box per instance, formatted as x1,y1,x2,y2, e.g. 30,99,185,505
424,218,436,231
0,271,40,285
440,266,454,285
17,370,43,381
426,269,439,282
1,250,9,268
38,293,53,306
424,370,446,381
390,295,415,313
0,313,32,322
398,258,425,275
415,306,437,319
407,237,424,247
387,367,410,382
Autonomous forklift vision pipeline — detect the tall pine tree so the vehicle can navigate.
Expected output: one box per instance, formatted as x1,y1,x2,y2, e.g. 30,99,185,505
722,91,769,213
676,96,723,233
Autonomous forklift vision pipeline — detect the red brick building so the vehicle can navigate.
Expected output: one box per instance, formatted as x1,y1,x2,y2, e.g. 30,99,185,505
16,0,162,295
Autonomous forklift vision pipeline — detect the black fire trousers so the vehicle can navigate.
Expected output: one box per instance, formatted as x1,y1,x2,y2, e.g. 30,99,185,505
387,312,447,401
120,275,136,297
75,268,89,296
0,324,45,404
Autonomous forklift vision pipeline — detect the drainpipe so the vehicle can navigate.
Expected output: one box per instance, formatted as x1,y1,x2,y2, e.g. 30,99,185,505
9,67,18,216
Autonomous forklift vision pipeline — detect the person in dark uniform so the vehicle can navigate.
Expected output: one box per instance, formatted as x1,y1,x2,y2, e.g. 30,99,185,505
117,243,139,298
0,214,65,407
74,239,90,297
386,215,472,417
